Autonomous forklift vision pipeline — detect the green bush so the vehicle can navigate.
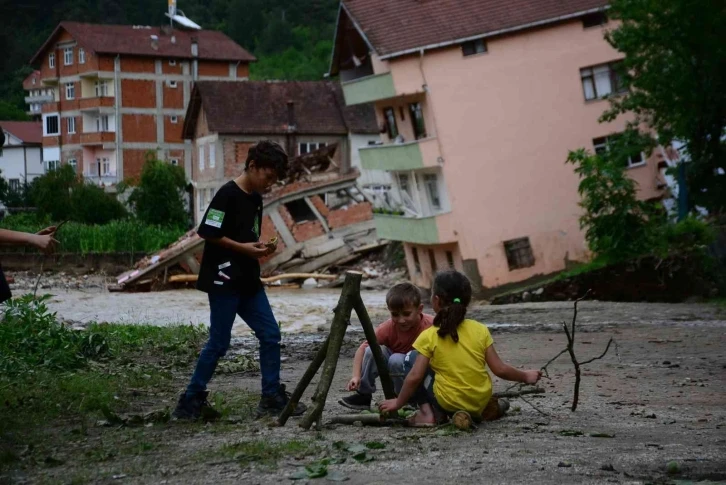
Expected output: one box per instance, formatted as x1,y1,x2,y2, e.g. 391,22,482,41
125,156,188,227
70,183,127,225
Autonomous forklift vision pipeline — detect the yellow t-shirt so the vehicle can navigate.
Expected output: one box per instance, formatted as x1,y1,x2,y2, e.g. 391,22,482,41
413,319,494,415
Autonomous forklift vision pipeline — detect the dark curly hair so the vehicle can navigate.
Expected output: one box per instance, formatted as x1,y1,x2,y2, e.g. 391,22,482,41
245,140,289,180
432,270,472,343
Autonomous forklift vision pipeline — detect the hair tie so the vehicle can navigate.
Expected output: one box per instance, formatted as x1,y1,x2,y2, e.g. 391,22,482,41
453,298,461,304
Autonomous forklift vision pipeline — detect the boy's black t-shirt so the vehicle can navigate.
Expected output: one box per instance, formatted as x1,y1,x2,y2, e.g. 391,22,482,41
0,265,12,304
196,181,264,296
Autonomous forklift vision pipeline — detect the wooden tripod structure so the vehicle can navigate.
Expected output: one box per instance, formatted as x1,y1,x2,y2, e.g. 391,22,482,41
277,271,396,430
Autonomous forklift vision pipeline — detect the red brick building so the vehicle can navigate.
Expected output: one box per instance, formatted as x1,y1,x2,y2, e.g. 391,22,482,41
27,21,254,184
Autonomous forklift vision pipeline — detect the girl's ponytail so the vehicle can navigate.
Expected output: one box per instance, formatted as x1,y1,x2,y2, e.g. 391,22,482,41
431,271,472,343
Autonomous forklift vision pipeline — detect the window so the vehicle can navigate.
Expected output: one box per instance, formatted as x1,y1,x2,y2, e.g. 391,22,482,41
67,117,76,134
68,159,77,171
462,39,487,56
198,145,205,170
169,80,178,88
383,107,399,139
504,237,535,271
64,47,73,66
580,62,625,101
9,179,20,192
95,80,108,97
49,53,55,68
65,83,75,100
298,142,327,155
198,189,205,211
96,115,109,132
446,251,455,269
170,115,178,124
284,200,317,223
170,159,179,166
582,11,608,28
46,160,60,172
44,115,59,136
79,48,86,64
209,144,216,168
423,173,441,211
429,249,437,273
397,173,411,197
593,135,645,167
169,59,177,66
412,247,421,273
102,158,111,176
409,103,427,140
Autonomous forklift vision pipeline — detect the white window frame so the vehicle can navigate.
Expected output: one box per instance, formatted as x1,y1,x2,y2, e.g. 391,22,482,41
169,59,177,66
198,189,205,211
96,115,110,132
422,173,442,212
49,53,55,68
67,117,76,134
170,115,178,124
170,159,179,166
580,62,625,101
43,114,60,136
46,160,60,172
209,143,216,168
94,80,108,97
298,141,327,155
65,83,75,100
593,135,646,168
198,145,205,170
102,157,111,176
64,47,73,66
169,80,178,88
78,48,86,64
68,159,77,171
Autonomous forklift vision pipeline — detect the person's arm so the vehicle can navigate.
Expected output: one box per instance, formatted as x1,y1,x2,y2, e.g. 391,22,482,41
0,228,58,252
485,345,541,384
379,354,429,412
346,345,367,391
200,234,268,259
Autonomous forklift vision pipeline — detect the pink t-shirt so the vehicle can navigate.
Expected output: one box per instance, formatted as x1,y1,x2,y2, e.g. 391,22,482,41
359,313,434,354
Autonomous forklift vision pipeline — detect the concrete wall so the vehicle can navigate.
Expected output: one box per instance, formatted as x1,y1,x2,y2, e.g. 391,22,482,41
381,19,664,289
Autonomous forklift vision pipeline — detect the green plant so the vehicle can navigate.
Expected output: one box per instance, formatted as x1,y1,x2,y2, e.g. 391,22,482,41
125,155,189,227
29,164,77,221
70,182,128,225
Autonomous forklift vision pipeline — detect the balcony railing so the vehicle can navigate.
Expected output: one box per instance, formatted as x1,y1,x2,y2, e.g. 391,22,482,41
341,72,397,105
79,96,115,111
360,138,441,171
80,132,116,145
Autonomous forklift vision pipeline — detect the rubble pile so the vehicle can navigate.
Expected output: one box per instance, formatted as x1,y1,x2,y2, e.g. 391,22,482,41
7,271,108,291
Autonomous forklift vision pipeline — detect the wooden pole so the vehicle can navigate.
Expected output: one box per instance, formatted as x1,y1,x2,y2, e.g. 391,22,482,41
353,296,396,400
299,272,362,430
276,335,330,426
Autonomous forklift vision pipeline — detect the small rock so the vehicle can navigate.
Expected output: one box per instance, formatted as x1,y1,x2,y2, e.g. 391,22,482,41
644,413,657,419
521,291,532,302
666,461,680,475
662,361,671,365
302,278,317,289
558,462,573,468
353,421,363,427
533,288,544,296
601,464,616,472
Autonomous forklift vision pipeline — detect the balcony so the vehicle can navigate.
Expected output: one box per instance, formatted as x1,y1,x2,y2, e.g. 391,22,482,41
79,96,115,112
80,132,116,146
373,213,445,245
360,138,441,171
341,72,396,106
84,174,118,186
25,94,54,104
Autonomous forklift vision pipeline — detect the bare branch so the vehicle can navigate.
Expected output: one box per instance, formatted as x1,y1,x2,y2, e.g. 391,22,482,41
580,338,615,366
519,395,551,417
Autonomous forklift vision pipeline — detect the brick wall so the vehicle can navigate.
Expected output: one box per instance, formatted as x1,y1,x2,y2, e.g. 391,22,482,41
237,64,250,78
99,56,115,71
123,149,150,180
292,220,326,242
198,61,230,77
60,115,81,145
120,57,156,73
227,141,253,178
310,195,330,218
327,202,373,229
162,59,184,75
164,115,183,143
61,149,83,173
121,80,156,108
59,80,80,111
163,84,184,109
122,114,157,143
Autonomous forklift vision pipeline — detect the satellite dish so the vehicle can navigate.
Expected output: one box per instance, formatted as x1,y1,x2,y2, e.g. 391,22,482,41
166,11,202,30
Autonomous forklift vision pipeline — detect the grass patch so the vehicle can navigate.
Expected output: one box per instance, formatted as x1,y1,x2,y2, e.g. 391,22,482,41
220,440,320,469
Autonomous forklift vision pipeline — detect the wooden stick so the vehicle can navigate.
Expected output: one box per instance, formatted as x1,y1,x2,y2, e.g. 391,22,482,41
276,335,330,426
353,295,396,400
261,273,337,284
329,414,405,426
168,274,198,283
299,272,362,430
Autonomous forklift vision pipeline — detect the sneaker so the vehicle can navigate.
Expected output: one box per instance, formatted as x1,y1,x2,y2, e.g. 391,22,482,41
172,391,221,421
256,384,307,417
338,392,372,411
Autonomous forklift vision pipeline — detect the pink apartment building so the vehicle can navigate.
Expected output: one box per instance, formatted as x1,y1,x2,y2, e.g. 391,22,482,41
329,0,666,294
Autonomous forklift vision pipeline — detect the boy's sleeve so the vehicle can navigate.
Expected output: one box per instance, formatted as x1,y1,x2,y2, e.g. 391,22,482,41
197,189,228,239
358,319,394,351
413,328,435,358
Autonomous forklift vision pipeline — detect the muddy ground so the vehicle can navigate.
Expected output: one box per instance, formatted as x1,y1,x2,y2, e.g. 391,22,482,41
6,299,726,485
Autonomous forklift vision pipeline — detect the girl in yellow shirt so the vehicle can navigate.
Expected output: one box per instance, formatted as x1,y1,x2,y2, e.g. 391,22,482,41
379,270,541,426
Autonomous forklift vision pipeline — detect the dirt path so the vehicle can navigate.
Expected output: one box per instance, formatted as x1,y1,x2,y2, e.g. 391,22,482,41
10,302,726,484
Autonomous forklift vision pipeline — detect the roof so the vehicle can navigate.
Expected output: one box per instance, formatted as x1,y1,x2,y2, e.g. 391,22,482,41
0,122,43,145
30,21,255,65
338,0,609,59
22,71,42,90
182,81,378,138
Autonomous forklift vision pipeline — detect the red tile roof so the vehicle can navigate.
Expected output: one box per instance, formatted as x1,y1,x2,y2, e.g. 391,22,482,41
0,121,43,145
30,22,255,65
341,0,609,58
183,81,378,138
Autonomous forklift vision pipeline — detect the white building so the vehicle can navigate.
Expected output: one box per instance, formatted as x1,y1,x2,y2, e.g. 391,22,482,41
0,121,44,190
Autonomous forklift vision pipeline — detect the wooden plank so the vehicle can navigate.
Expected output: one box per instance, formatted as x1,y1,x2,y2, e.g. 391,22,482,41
304,196,331,234
301,238,345,258
286,246,352,274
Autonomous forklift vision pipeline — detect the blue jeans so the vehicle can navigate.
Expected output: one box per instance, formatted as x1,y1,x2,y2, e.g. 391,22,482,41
186,290,281,397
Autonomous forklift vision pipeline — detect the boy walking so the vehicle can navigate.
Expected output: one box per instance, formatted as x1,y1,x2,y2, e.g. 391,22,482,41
339,282,433,410
174,140,306,419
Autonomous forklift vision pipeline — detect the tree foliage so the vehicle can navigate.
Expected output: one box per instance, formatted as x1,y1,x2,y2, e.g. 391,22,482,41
125,155,188,228
603,0,726,214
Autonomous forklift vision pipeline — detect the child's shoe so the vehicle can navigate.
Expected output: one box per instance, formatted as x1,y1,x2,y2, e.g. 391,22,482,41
338,392,372,411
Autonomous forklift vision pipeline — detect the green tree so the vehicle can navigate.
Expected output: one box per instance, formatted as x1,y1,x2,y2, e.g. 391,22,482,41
0,100,30,121
126,155,188,227
603,0,726,214
70,183,127,225
29,164,77,221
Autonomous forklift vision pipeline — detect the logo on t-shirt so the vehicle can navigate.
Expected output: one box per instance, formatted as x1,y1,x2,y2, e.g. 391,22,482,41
205,209,225,228
252,213,260,237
